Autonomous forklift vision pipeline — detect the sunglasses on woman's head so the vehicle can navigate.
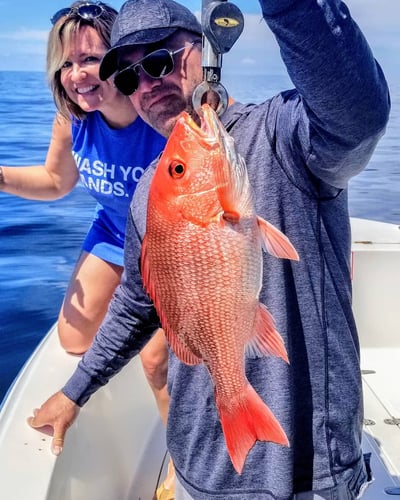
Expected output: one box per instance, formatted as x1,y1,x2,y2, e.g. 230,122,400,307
51,2,105,25
114,41,200,96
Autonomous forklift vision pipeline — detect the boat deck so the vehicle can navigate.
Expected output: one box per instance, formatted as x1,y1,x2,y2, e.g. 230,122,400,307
361,348,400,496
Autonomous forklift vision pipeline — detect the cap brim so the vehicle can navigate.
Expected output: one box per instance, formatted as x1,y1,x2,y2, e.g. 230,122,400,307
99,27,183,81
99,48,119,81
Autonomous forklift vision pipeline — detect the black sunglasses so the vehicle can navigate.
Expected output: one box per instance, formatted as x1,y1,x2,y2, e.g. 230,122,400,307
114,41,199,96
51,2,105,25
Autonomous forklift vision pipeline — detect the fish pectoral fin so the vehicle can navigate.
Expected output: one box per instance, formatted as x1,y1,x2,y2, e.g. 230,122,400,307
257,217,299,261
246,303,289,364
166,326,202,366
140,234,155,298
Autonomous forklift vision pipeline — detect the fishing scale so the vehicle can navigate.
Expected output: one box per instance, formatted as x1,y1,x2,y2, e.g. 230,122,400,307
192,0,244,115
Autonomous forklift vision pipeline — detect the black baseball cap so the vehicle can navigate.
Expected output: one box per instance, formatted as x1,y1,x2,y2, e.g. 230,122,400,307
99,0,202,80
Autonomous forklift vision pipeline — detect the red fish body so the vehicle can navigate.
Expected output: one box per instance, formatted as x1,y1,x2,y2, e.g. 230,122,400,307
141,104,299,474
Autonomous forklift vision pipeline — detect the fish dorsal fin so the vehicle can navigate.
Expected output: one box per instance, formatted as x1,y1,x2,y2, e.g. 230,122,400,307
246,303,289,363
215,136,254,218
257,217,299,261
141,235,201,366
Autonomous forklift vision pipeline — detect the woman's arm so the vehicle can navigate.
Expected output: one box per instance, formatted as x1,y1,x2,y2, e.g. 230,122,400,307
0,113,79,199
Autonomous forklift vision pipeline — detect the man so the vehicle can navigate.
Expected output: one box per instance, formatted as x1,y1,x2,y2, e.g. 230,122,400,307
29,0,390,498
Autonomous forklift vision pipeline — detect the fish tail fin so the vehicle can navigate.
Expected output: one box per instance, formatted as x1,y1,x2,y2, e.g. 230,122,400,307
217,384,289,474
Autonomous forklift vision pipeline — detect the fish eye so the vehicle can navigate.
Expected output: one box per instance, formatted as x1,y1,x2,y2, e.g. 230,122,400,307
168,161,186,179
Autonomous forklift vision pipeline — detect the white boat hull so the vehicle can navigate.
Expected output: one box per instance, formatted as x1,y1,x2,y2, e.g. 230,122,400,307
0,324,167,500
351,218,400,497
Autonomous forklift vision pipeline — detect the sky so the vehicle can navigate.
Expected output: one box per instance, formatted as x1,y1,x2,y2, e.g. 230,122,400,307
0,0,399,80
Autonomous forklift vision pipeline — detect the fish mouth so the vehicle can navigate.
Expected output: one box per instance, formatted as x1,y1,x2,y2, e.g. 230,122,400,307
199,104,223,140
200,104,238,165
180,104,228,146
178,104,238,166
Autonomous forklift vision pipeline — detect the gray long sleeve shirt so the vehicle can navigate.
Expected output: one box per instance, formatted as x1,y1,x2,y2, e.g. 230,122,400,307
62,0,390,497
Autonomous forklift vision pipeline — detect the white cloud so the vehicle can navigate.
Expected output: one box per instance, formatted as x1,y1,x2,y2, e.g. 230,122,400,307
0,28,47,42
346,0,400,31
238,13,276,46
0,28,47,70
241,58,257,66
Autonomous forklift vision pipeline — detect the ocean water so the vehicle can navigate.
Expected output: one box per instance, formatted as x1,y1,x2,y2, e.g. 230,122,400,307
0,70,399,404
0,72,96,402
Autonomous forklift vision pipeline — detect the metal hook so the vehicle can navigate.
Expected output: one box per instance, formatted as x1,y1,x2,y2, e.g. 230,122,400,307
192,81,229,116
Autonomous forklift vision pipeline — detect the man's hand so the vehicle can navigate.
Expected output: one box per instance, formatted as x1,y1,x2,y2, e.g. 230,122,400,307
27,391,80,456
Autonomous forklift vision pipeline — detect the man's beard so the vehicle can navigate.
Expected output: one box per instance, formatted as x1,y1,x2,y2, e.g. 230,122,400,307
137,83,199,137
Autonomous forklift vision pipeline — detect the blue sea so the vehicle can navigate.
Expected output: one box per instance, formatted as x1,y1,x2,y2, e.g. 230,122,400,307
0,70,399,404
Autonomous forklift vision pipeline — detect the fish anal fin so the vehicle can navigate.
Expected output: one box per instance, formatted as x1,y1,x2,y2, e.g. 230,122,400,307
217,384,289,474
246,303,289,364
257,217,299,261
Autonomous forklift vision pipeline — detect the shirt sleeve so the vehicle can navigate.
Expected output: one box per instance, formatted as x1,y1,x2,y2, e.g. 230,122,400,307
260,0,390,188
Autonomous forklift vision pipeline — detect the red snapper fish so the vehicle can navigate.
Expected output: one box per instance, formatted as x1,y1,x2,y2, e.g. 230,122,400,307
140,104,299,474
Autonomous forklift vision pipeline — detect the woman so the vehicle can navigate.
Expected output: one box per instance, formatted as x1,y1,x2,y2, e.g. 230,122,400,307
0,3,173,492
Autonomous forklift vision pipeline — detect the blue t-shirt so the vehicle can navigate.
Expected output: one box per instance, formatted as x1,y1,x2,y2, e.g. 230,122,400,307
71,111,165,265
